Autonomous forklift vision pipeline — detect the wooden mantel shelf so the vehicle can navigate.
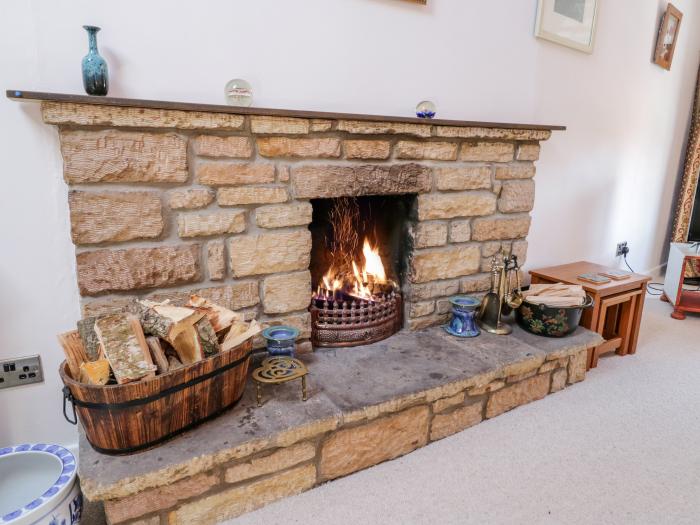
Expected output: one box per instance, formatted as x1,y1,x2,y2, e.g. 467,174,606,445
6,89,566,132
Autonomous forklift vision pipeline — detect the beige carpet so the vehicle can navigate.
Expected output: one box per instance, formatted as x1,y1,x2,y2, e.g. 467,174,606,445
228,297,700,525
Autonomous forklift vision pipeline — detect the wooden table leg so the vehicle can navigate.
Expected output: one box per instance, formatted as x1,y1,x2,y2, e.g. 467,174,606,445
627,283,647,355
616,294,636,356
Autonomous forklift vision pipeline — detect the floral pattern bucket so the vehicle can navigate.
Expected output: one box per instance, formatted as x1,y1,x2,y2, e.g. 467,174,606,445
516,295,594,337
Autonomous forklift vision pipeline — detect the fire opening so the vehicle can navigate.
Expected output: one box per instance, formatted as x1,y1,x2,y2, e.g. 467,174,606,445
309,195,415,347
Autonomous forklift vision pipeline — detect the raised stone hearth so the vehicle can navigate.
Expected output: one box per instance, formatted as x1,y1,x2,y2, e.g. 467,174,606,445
8,90,564,344
79,325,601,524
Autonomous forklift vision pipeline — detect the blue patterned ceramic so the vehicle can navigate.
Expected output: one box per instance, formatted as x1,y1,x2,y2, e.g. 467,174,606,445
81,25,108,96
444,295,481,337
0,444,82,525
261,326,300,357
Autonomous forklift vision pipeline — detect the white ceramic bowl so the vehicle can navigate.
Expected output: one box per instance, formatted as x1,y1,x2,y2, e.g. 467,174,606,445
0,444,81,525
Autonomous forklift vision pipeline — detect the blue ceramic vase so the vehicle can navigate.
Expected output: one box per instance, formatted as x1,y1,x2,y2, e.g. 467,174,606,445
444,295,481,337
82,25,109,96
261,326,300,357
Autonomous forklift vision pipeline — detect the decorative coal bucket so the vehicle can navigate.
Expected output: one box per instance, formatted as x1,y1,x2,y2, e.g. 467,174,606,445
444,295,481,337
516,295,594,337
261,326,299,356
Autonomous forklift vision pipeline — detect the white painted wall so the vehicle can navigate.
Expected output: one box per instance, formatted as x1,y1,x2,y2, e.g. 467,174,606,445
1,0,698,449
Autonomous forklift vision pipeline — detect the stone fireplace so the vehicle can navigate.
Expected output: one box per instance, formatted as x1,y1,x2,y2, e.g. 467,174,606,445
7,91,605,525
15,91,556,351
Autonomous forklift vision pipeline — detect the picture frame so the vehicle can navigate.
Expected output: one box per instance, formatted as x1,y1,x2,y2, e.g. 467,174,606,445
534,0,599,54
653,3,683,71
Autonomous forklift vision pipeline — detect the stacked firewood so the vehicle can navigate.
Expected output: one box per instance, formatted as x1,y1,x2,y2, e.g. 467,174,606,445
58,295,261,386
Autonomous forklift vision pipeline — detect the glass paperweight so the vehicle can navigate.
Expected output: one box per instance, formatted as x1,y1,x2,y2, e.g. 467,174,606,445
416,100,436,119
224,78,253,107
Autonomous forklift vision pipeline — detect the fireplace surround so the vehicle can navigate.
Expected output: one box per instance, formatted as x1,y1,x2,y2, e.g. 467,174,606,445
8,89,562,352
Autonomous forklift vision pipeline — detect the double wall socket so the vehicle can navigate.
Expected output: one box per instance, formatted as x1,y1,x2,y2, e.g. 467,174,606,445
0,355,44,389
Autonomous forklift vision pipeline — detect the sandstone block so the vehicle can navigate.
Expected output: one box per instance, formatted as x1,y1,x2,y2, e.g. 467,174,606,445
193,135,252,158
43,101,245,130
197,163,275,186
411,245,480,283
538,360,559,373
406,313,450,331
459,142,514,162
344,140,391,160
277,165,290,182
168,188,214,210
436,298,452,315
435,126,551,141
263,271,312,314
449,220,471,243
256,202,313,229
229,230,311,277
507,369,537,383
414,222,448,249
568,350,587,384
148,282,259,310
468,380,505,396
517,143,540,161
60,130,187,183
498,180,535,213
396,141,457,161
551,369,567,393
217,186,288,206
82,297,136,318
435,166,492,191
409,279,460,300
292,164,431,199
258,137,341,158
251,116,309,134
310,119,333,132
178,210,246,238
225,442,316,485
319,406,429,480
207,240,225,280
103,472,219,524
471,216,531,241
433,392,465,413
68,191,162,245
168,464,316,525
485,373,550,418
460,273,491,293
417,192,496,220
495,164,536,180
430,402,483,441
409,300,435,318
511,240,528,265
337,120,431,137
76,245,201,296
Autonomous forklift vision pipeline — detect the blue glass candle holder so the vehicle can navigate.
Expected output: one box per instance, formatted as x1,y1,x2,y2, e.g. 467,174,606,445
261,326,300,357
444,295,481,337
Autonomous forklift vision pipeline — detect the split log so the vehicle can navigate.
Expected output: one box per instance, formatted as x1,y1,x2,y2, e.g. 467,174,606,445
146,337,170,374
221,320,262,352
57,330,89,379
195,317,220,357
167,354,184,371
94,314,156,384
77,317,102,361
187,295,241,333
137,301,204,341
79,359,111,385
170,324,204,365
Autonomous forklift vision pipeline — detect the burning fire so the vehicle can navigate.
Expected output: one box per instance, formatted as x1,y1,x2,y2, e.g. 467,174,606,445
314,198,397,302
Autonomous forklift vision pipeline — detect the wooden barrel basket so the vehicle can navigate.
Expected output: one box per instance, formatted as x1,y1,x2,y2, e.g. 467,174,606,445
60,337,253,455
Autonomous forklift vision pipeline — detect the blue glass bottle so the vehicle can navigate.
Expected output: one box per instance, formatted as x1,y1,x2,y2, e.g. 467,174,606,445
82,25,109,96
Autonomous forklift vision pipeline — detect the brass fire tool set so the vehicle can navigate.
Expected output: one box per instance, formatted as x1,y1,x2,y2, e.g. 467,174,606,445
478,251,523,335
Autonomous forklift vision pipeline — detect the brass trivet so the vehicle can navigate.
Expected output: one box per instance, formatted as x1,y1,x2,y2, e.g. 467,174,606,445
252,357,308,407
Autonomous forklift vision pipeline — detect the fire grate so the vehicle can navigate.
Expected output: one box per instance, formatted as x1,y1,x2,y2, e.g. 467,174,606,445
310,291,402,348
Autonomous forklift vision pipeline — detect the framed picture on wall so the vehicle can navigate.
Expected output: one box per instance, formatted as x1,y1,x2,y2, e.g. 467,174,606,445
535,0,599,54
653,3,683,70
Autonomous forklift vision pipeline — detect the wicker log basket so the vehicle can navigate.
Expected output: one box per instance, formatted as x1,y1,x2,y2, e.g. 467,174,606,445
60,334,253,455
